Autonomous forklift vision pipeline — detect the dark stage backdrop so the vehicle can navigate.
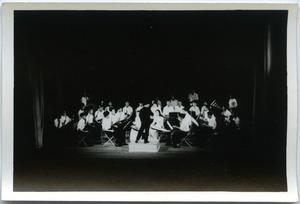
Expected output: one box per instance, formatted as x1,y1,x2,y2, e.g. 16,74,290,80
14,10,287,156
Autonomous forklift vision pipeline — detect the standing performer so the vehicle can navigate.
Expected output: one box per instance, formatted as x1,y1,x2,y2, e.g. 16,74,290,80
81,92,89,106
135,103,152,144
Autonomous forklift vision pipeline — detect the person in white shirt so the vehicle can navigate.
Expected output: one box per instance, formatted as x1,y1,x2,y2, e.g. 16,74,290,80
200,101,209,119
78,104,85,120
189,101,200,118
130,111,141,142
171,110,199,148
205,112,217,130
115,107,127,122
86,108,97,145
170,95,178,108
228,95,238,112
188,90,199,104
54,111,71,129
149,110,168,141
102,111,113,131
221,106,232,126
151,102,162,115
175,101,185,113
77,113,93,146
123,101,133,118
113,107,128,146
105,102,114,112
163,101,175,117
81,92,89,106
95,106,104,123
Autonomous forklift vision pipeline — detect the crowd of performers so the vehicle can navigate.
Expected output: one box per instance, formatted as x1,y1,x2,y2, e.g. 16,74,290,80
54,91,241,148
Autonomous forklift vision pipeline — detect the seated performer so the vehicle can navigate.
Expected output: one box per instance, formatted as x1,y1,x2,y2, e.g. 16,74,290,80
102,111,113,131
151,101,162,115
163,101,175,117
105,102,114,112
150,110,169,141
175,101,185,113
170,95,178,108
77,112,93,146
171,110,199,148
77,103,85,119
200,101,209,119
54,110,72,129
189,101,200,118
95,105,104,123
112,107,128,146
53,110,73,147
86,108,97,145
221,106,232,126
130,111,141,142
123,101,133,118
228,94,238,113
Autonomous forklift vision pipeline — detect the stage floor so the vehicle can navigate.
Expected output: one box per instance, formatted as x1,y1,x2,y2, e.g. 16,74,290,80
13,143,287,192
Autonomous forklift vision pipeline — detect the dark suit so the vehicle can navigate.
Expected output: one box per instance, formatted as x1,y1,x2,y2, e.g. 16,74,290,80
136,106,152,142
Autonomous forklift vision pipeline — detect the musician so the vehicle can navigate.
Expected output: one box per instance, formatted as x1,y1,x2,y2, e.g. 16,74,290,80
77,113,93,146
151,101,162,115
95,105,104,123
188,90,199,104
189,101,200,118
149,110,167,141
136,102,144,113
115,107,127,122
123,101,133,117
228,95,238,112
205,112,217,130
175,101,185,113
53,111,72,147
102,111,113,131
172,110,199,148
221,106,232,126
200,101,209,119
86,108,97,145
54,111,72,129
105,102,114,112
130,111,141,142
170,95,178,108
135,103,152,144
81,92,89,106
163,101,175,117
109,108,119,124
78,103,85,119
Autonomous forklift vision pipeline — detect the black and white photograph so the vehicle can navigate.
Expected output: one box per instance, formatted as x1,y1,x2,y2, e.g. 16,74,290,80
1,2,298,202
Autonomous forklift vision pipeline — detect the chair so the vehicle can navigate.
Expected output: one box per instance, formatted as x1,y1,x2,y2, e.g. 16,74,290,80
76,130,88,147
179,131,193,147
102,130,116,147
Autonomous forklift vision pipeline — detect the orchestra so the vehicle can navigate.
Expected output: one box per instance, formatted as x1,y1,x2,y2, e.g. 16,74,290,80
53,91,241,148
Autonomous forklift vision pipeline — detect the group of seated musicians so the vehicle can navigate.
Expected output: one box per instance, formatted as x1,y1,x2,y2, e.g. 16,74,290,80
54,94,240,148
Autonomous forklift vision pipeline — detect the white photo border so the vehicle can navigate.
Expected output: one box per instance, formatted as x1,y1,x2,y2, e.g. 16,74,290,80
1,1,298,202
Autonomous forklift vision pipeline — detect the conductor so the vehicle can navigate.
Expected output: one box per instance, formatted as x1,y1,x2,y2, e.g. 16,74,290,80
135,103,152,144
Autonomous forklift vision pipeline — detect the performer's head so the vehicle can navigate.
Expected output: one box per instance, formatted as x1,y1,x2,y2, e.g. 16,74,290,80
125,101,130,107
80,112,86,119
103,111,110,118
192,101,197,107
166,101,171,106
